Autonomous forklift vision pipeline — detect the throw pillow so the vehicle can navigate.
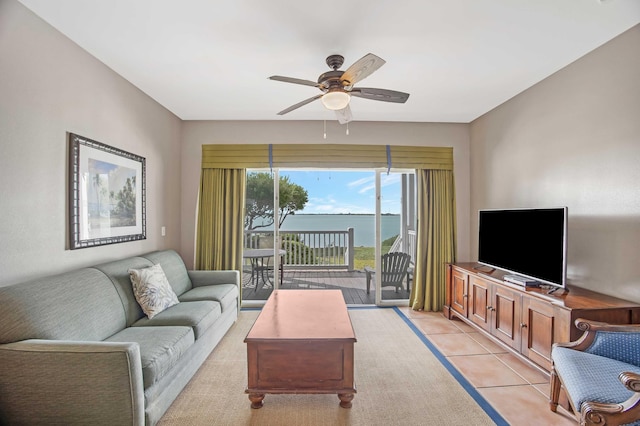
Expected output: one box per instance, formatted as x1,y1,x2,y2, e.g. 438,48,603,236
128,264,179,319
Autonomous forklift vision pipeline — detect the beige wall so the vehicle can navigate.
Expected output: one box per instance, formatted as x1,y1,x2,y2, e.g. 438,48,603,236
470,25,640,302
179,120,471,268
0,0,183,286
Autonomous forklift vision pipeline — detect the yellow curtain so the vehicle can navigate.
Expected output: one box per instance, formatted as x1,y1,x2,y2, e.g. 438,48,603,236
195,169,246,272
410,169,457,311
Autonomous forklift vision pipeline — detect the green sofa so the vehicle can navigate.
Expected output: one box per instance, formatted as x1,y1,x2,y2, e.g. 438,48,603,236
0,249,239,425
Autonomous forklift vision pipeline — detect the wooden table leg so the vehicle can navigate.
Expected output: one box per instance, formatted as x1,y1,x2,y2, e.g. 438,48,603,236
248,393,265,409
280,255,284,284
338,393,354,408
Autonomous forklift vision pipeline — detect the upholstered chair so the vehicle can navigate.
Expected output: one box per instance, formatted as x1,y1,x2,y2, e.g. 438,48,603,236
550,319,640,426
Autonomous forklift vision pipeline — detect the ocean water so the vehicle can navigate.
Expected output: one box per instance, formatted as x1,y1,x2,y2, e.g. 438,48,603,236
279,214,401,247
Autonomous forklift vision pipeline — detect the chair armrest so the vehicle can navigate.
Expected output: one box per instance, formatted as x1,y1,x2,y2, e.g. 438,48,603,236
580,371,640,425
0,339,144,425
619,371,640,392
188,270,240,287
554,319,640,352
575,319,640,333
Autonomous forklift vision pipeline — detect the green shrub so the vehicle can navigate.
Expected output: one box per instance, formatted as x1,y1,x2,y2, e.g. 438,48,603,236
281,233,315,264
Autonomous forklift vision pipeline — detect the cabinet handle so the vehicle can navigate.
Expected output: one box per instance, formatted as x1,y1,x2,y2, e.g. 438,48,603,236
463,294,468,298
520,323,527,328
487,306,493,311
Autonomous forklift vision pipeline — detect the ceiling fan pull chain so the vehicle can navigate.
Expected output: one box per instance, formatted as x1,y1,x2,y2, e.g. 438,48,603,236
323,120,327,139
346,122,349,136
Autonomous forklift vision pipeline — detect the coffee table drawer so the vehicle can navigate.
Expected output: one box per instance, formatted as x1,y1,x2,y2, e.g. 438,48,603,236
249,340,352,390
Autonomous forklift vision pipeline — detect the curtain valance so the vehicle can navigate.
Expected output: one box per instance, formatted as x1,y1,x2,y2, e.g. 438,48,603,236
201,144,453,170
202,144,270,169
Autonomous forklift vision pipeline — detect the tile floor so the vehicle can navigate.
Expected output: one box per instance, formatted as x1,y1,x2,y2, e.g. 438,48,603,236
398,307,578,425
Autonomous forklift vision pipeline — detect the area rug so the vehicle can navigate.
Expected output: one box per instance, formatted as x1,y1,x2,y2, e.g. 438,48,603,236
158,307,500,426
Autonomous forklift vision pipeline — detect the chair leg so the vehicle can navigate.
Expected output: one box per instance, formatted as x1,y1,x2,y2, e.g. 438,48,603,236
549,367,561,412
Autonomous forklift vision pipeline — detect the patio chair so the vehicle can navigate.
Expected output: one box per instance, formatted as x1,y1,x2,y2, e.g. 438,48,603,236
364,252,412,294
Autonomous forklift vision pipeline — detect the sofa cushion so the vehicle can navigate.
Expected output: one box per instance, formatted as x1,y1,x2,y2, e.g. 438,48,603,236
552,346,640,411
179,284,239,313
105,326,194,388
93,257,154,326
0,268,125,344
129,264,180,319
140,250,193,296
131,301,221,339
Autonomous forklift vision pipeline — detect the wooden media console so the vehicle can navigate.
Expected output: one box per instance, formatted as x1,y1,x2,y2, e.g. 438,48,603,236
444,263,640,372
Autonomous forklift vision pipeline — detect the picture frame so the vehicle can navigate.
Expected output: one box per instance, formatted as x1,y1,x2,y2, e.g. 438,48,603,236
69,133,146,249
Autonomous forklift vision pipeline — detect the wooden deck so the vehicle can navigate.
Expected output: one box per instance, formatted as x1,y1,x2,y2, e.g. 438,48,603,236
241,269,411,305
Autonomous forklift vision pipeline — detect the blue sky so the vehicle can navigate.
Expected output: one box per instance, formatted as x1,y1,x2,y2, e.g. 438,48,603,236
282,170,402,214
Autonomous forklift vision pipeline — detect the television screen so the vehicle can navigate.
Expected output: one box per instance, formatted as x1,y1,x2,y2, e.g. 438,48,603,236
478,207,568,287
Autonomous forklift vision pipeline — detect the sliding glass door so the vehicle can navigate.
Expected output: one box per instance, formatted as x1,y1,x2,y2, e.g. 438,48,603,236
241,168,415,307
373,170,415,305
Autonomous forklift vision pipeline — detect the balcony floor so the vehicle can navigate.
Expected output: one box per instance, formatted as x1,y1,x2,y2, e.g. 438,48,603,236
241,268,411,304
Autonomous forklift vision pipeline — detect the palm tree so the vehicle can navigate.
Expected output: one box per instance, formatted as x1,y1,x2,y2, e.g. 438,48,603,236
92,174,103,216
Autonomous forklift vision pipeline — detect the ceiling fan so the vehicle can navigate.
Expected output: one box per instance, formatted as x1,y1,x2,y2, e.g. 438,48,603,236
269,53,410,124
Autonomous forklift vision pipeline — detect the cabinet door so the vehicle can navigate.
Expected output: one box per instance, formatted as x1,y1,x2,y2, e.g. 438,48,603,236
450,269,468,317
492,285,521,350
469,276,491,332
521,296,555,371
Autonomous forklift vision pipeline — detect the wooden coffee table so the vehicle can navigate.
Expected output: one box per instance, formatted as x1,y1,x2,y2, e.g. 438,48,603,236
244,289,357,409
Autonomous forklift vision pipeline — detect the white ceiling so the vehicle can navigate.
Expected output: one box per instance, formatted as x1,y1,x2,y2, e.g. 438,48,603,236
18,0,640,123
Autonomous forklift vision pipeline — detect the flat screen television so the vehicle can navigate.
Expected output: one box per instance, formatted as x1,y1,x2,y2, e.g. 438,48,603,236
478,207,568,288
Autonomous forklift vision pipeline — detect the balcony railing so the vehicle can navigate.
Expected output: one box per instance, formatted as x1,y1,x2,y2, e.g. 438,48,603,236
244,228,355,270
389,229,416,260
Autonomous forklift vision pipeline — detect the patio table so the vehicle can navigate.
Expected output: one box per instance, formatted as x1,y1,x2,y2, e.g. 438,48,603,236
243,249,286,292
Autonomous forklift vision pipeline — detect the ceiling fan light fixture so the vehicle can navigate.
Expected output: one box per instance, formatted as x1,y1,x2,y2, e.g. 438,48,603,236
321,91,350,110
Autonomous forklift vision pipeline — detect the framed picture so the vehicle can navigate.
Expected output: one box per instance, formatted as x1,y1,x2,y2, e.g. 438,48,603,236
69,133,146,249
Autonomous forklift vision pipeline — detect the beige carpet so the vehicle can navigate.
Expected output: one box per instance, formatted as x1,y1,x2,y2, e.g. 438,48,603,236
158,308,496,426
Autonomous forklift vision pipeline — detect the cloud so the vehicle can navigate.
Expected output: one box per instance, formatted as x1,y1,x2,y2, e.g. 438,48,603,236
347,176,374,188
346,175,378,195
350,173,402,194
381,174,402,187
304,195,373,214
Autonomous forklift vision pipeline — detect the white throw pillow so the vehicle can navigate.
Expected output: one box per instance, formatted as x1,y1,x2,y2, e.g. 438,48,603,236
128,264,179,319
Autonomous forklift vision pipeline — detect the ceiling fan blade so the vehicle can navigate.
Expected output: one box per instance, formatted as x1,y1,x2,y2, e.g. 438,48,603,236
341,53,386,87
350,87,410,103
335,104,353,124
277,94,323,115
268,75,322,88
